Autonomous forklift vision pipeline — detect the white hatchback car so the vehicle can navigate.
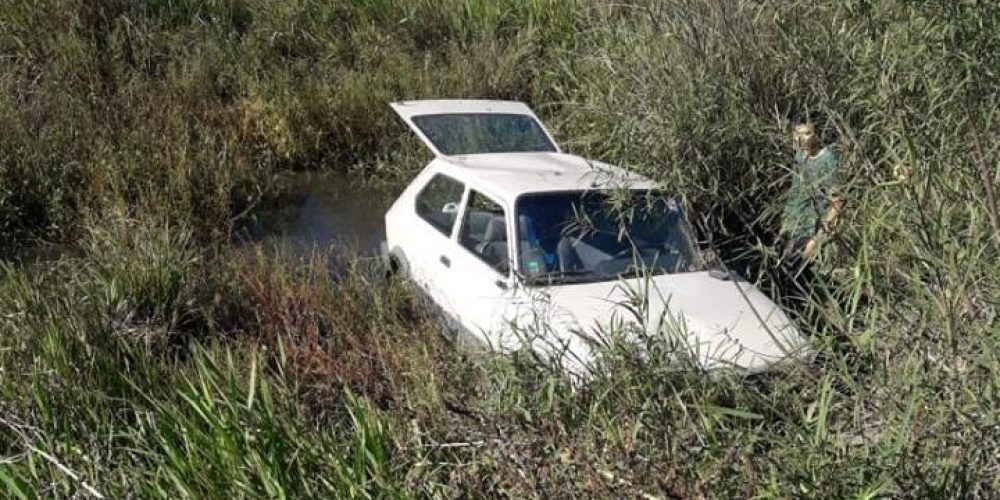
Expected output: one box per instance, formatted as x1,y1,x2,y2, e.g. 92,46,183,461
381,100,810,375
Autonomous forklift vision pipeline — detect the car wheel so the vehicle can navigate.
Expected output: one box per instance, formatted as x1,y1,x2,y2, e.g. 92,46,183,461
380,244,409,281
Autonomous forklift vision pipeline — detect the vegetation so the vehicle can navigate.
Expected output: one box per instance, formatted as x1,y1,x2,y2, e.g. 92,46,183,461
1,0,997,497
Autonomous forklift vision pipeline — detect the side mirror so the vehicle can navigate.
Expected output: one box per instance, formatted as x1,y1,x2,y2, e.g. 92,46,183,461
708,267,732,281
708,267,745,282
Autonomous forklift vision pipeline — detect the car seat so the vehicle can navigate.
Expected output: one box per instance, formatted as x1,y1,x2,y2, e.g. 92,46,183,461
556,235,584,272
478,215,509,271
518,215,548,276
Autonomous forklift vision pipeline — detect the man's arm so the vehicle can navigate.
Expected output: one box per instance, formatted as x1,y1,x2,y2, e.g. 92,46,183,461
804,192,842,259
823,192,843,229
804,151,842,259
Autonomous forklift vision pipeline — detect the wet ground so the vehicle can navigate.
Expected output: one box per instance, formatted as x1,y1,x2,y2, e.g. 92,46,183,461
235,172,403,255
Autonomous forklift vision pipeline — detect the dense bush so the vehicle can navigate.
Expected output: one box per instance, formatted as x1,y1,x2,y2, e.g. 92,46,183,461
0,0,586,249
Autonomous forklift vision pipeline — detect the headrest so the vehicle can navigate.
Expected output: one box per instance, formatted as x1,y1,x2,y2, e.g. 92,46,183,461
483,215,506,242
518,215,537,242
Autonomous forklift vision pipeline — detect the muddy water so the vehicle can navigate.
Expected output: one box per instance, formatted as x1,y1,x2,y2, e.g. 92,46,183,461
237,172,403,254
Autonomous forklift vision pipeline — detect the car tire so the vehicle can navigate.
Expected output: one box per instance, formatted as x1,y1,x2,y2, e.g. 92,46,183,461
380,243,409,280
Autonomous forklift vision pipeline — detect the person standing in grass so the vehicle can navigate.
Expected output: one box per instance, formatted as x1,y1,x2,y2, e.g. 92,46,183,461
779,122,842,303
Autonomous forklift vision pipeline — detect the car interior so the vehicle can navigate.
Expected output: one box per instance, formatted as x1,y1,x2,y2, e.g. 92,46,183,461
460,208,548,276
460,209,510,274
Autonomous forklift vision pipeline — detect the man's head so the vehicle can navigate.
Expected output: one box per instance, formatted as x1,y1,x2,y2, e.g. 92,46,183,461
793,122,820,154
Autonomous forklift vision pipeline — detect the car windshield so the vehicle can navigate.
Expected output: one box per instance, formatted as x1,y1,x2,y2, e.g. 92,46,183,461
411,113,557,155
515,190,703,285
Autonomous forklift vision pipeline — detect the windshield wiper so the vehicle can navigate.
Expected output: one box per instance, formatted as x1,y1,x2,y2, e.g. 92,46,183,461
525,269,598,286
615,265,672,280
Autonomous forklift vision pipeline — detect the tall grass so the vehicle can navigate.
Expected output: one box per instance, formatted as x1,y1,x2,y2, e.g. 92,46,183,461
2,0,998,497
0,0,586,249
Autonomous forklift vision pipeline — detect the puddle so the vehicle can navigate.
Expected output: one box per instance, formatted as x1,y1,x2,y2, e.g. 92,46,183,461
236,172,403,255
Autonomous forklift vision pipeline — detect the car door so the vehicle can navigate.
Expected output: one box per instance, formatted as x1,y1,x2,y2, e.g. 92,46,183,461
389,99,561,157
407,172,466,309
442,188,524,349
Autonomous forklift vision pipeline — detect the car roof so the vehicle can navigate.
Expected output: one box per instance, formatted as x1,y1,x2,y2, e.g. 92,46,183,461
430,152,660,202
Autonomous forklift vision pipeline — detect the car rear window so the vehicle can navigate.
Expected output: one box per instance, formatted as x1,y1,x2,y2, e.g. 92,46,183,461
415,174,465,236
411,113,557,155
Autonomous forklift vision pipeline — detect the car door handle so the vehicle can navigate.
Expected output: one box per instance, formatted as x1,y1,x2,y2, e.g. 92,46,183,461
439,255,451,267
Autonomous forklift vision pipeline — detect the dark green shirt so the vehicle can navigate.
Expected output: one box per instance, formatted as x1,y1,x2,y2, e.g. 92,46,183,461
781,147,840,240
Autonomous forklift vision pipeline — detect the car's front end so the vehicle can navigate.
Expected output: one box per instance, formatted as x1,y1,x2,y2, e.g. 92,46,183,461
515,271,812,376
505,188,812,375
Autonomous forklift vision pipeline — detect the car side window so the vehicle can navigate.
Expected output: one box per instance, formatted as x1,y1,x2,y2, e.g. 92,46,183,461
415,174,465,236
459,190,509,275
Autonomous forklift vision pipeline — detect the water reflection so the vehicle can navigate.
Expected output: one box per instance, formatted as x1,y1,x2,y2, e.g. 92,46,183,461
236,172,402,255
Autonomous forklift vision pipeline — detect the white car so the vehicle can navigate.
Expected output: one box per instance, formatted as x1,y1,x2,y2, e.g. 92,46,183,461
381,99,810,375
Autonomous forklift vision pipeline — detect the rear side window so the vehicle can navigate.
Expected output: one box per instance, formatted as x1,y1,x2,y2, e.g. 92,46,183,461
415,174,465,236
